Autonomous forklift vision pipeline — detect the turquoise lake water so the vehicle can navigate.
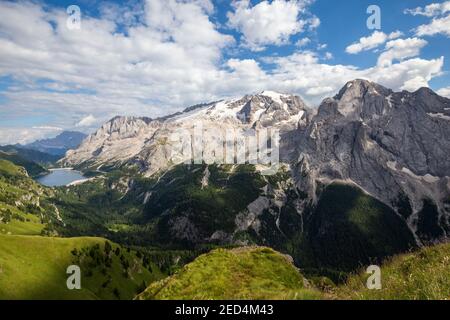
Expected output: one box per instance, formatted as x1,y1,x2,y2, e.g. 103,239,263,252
36,169,86,187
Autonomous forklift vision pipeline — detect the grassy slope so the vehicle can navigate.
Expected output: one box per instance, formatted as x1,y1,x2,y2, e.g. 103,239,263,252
0,235,163,300
0,159,24,176
0,204,44,235
2,159,448,300
137,244,450,300
136,246,322,300
0,145,60,166
0,151,48,177
334,242,450,300
0,160,164,300
0,159,53,235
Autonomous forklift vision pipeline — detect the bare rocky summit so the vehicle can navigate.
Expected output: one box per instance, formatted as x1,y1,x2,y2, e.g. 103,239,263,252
291,80,450,244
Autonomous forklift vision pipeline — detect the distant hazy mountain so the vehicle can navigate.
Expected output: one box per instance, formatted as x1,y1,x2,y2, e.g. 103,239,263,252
0,145,60,166
26,131,87,156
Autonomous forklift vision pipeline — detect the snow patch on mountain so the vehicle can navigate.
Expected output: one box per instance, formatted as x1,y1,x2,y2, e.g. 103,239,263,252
260,91,288,105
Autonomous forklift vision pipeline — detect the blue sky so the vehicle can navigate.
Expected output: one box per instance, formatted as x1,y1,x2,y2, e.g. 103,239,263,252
0,0,449,144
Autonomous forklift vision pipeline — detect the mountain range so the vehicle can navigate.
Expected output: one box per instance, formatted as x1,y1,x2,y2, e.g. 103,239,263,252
60,79,450,272
0,131,87,176
1,79,450,299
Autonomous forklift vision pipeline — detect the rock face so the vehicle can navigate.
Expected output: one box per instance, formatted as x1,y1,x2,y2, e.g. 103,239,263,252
292,80,450,245
62,91,308,175
62,80,450,246
64,116,160,168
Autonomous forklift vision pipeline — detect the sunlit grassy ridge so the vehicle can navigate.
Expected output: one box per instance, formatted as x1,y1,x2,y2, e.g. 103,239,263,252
0,203,45,235
0,152,48,177
0,235,163,300
0,159,25,177
334,242,450,300
136,244,450,300
136,246,322,300
0,160,164,300
0,159,58,236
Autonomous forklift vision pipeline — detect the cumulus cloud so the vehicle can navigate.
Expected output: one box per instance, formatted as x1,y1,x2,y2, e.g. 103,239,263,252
257,52,443,102
415,15,450,37
377,38,428,67
437,86,450,97
405,2,450,38
0,0,234,128
346,30,403,54
32,126,63,131
0,1,446,144
324,52,333,60
404,1,450,17
296,37,310,47
227,0,316,51
223,50,443,105
0,127,62,145
76,115,97,128
308,16,321,30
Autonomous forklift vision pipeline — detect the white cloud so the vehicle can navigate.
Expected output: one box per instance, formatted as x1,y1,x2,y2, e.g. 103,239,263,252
324,52,333,60
308,16,321,30
0,0,234,129
227,0,315,51
437,86,450,97
260,52,443,101
0,1,446,144
76,115,97,127
377,38,428,67
306,86,334,96
0,127,62,145
405,2,450,38
98,1,145,27
32,126,63,131
376,57,444,92
415,14,450,37
404,1,450,17
296,37,310,47
220,50,443,106
388,30,404,39
346,30,403,54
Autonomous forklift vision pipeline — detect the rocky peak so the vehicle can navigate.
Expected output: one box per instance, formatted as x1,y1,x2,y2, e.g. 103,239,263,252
259,90,288,103
317,79,394,121
95,116,154,139
410,87,450,114
335,79,391,99
233,91,306,125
